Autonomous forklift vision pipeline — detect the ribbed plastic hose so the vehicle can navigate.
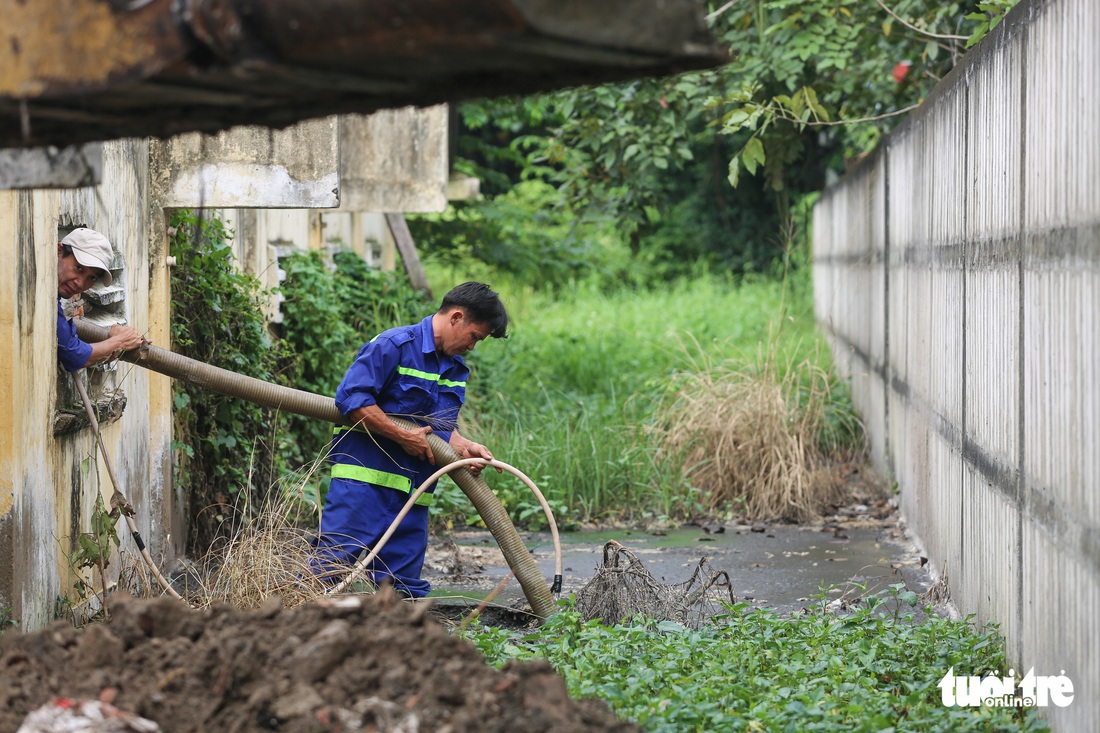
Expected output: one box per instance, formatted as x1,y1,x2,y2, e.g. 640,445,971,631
327,456,562,597
75,320,557,619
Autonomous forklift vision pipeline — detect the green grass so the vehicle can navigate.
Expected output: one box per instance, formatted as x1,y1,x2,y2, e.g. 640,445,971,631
432,270,856,526
461,591,1051,733
0,607,16,636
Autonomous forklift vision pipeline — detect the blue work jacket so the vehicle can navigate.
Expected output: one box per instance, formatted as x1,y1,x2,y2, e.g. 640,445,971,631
330,315,468,506
57,301,92,372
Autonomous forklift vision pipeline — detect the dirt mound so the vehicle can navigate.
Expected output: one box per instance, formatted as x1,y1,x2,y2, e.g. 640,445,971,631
0,593,637,733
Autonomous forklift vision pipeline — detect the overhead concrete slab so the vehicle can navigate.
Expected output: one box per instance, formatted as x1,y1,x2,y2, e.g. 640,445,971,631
0,0,723,150
160,118,339,209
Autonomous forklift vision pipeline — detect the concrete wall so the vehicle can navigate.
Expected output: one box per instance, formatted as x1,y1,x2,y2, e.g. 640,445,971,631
813,1,1098,730
159,119,339,209
215,105,452,307
338,105,449,214
0,138,170,629
0,117,342,628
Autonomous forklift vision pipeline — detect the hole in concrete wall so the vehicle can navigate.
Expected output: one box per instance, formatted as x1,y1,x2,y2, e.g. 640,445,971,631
363,236,384,268
54,224,128,436
59,225,128,337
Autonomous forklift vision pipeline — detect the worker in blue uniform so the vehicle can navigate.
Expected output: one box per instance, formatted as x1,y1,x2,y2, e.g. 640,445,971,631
315,282,508,596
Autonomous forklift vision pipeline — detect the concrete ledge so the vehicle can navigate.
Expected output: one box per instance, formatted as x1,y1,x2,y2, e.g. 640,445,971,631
0,144,102,190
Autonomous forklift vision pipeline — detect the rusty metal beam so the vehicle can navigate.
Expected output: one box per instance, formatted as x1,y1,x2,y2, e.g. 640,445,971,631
0,0,723,150
0,0,190,99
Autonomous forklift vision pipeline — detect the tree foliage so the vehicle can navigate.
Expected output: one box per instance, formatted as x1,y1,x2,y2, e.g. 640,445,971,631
712,0,1020,190
169,210,287,554
431,1,1020,282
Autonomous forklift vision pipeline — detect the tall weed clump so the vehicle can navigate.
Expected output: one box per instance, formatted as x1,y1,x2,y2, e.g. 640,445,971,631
190,469,331,611
650,337,858,522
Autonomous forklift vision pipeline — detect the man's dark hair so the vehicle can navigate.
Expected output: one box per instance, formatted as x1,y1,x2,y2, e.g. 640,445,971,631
439,282,508,338
61,244,74,257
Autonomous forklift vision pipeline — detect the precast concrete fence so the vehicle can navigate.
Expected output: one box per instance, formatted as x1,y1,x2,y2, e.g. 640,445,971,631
813,1,1097,730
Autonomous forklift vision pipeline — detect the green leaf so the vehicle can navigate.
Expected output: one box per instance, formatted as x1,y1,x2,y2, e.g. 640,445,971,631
742,137,765,176
723,108,752,130
802,87,829,122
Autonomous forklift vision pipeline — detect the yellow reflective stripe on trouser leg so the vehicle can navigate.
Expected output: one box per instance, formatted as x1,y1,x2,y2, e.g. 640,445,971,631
330,463,434,507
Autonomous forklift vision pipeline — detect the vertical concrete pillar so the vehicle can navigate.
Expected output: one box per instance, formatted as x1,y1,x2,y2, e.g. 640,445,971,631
308,212,325,250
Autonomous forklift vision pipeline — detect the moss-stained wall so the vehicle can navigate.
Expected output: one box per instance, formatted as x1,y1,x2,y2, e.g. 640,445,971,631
0,138,173,628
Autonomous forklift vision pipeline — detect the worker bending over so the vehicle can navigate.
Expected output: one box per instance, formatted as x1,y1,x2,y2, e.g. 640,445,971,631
315,282,508,596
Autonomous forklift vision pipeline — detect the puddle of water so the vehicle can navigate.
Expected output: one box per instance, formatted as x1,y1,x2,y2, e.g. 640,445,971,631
426,523,916,615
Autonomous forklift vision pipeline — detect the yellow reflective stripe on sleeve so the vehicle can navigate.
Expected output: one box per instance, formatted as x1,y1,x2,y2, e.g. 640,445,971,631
396,366,466,389
330,463,434,507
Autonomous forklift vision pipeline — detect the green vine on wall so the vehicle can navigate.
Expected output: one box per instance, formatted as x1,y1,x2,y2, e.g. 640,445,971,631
169,210,288,554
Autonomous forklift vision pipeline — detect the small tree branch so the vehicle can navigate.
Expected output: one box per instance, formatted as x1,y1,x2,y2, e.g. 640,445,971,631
875,0,967,41
775,103,922,127
705,0,745,22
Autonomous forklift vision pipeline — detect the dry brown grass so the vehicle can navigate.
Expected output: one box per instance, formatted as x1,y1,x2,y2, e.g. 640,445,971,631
651,339,849,523
190,467,337,611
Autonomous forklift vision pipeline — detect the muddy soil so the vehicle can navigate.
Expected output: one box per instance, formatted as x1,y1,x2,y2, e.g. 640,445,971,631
0,592,638,733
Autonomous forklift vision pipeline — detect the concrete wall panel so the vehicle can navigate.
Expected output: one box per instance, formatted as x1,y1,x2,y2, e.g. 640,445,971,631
814,2,1098,728
339,106,448,213
161,118,339,209
0,144,103,190
958,466,1019,649
0,138,172,629
1022,523,1099,733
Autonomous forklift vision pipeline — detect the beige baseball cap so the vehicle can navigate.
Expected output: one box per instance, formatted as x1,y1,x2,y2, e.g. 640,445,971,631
61,228,114,287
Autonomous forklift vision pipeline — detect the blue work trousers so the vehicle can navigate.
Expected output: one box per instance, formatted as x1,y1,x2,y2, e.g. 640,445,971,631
313,477,431,597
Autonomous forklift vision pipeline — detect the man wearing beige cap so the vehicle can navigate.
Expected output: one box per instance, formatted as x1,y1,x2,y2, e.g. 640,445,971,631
57,227,144,371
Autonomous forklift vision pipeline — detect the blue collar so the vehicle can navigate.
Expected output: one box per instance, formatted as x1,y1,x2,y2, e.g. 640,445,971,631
417,315,437,354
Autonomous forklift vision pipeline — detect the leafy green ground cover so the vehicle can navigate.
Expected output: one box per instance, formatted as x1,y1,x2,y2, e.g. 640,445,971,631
463,592,1050,733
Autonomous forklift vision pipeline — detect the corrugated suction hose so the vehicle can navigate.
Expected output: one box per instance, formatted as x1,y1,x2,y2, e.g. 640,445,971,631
75,320,557,620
